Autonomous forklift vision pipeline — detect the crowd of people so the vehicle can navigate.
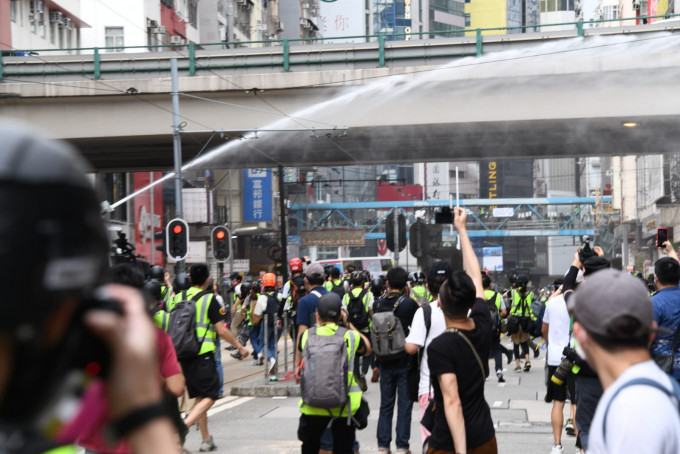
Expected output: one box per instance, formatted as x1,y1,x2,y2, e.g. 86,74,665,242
2,122,680,454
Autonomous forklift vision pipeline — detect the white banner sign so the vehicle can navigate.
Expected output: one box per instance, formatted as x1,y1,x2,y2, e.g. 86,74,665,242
167,241,207,264
493,207,515,218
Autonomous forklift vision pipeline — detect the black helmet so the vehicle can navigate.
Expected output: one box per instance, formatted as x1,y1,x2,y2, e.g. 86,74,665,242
173,272,191,292
0,123,109,429
370,276,385,297
412,271,425,284
143,279,162,302
149,265,164,281
240,280,253,297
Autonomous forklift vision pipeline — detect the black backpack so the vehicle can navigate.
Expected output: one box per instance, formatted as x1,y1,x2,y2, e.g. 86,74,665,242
289,275,307,309
167,290,210,360
347,288,370,330
265,293,280,329
330,280,346,297
486,291,502,337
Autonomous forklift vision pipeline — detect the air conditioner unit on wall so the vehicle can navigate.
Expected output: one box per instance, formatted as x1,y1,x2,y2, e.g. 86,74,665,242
148,19,159,28
36,1,44,13
170,35,183,44
63,18,71,30
50,11,63,23
276,21,284,31
157,25,166,34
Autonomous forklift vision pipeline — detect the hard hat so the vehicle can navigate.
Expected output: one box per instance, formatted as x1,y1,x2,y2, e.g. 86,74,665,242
149,265,164,281
262,272,277,288
173,272,191,292
143,279,162,303
289,257,303,272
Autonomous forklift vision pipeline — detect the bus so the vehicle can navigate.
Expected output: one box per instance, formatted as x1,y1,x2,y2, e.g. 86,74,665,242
315,256,394,277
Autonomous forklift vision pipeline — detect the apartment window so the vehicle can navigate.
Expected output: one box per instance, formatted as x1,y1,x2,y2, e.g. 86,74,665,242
105,27,124,52
464,13,471,27
603,5,618,20
10,0,19,22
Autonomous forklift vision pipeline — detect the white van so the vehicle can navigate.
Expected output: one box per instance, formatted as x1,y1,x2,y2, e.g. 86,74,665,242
315,256,394,277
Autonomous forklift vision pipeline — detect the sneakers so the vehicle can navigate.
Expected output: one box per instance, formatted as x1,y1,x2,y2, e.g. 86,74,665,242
550,444,564,454
524,361,532,372
534,346,540,358
258,353,264,366
497,371,505,383
371,367,380,383
514,365,522,373
199,437,217,452
225,345,237,351
565,419,575,436
358,374,368,392
230,351,243,360
250,358,259,366
268,357,276,375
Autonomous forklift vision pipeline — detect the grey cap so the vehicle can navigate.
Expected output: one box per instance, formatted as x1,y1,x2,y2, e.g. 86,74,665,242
568,268,653,339
305,262,325,280
317,292,342,320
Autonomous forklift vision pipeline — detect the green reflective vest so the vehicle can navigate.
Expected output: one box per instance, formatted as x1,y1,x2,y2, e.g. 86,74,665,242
509,289,536,320
299,323,363,417
153,309,169,332
342,286,372,328
168,287,219,355
484,289,503,312
324,279,345,293
160,284,171,305
44,446,77,454
246,293,259,327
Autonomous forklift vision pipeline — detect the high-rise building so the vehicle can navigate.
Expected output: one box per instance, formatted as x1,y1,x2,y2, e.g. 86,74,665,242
465,0,540,36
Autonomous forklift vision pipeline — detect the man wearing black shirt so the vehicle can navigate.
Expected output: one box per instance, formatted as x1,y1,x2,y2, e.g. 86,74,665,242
373,267,419,454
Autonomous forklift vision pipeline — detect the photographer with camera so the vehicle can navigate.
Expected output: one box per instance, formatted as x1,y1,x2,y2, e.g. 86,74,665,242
561,242,610,453
542,278,578,454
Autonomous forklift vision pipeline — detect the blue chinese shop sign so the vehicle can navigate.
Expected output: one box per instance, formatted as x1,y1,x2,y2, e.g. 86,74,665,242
243,169,272,222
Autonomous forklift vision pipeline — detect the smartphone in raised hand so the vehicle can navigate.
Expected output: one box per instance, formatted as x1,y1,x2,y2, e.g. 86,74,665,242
657,227,669,248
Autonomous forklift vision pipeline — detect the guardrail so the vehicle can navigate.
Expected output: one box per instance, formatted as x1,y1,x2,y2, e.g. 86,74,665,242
1,14,678,83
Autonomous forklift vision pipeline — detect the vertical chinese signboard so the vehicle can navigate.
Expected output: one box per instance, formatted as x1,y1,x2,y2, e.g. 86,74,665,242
133,172,164,265
243,169,273,222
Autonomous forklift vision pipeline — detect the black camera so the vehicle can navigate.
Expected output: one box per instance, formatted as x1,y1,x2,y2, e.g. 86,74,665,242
551,347,580,386
578,235,595,263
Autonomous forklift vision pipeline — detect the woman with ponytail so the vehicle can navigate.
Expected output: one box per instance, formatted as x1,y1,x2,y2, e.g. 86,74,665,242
425,207,498,454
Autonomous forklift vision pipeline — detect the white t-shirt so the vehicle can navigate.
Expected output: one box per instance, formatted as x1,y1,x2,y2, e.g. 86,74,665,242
588,360,680,454
279,281,291,302
542,295,571,366
404,302,446,396
253,293,270,317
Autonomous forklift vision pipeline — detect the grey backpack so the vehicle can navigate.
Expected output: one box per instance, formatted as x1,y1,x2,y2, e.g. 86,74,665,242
371,295,406,361
300,326,356,409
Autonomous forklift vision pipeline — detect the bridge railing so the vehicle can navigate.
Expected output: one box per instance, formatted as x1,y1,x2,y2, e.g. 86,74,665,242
1,14,679,82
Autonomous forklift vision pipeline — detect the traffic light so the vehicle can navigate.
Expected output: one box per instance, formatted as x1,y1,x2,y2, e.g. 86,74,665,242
211,225,230,262
166,218,189,260
154,230,166,256
385,211,407,252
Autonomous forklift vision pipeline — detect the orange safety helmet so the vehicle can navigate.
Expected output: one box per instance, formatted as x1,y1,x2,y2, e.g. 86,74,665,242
289,257,303,273
262,272,277,288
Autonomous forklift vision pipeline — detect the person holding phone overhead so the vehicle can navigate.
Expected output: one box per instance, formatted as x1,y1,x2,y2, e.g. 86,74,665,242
650,236,680,382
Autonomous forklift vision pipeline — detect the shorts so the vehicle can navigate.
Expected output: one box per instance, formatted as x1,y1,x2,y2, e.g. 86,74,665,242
181,352,220,400
511,327,529,344
546,365,576,402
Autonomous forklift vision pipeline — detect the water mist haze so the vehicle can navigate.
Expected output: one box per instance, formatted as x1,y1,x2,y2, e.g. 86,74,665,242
183,31,680,171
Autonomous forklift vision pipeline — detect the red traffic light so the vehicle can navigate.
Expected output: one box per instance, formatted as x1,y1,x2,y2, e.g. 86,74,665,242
215,230,226,240
173,225,183,234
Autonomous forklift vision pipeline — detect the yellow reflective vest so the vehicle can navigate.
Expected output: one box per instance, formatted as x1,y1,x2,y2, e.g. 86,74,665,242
168,287,219,355
299,323,363,417
509,289,536,320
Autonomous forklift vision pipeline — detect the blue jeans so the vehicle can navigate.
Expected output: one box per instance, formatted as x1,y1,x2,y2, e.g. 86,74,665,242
258,324,276,360
377,366,413,451
214,336,224,397
249,324,262,356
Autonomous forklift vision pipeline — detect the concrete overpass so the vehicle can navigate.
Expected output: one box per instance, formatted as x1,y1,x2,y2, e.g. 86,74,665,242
1,21,680,171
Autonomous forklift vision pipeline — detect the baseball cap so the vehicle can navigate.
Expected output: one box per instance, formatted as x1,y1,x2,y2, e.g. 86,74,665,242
568,268,657,339
305,262,325,280
316,293,342,321
583,256,611,276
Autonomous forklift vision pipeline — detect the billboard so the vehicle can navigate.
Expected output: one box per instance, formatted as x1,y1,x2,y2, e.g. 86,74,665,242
319,0,365,43
425,162,450,200
133,172,164,265
243,168,272,222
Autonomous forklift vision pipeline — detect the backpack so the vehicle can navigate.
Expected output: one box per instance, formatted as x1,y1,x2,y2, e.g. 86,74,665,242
264,293,280,329
167,290,210,360
347,288,370,331
485,291,502,337
371,295,406,361
300,326,356,410
289,274,307,309
602,377,680,445
330,280,346,298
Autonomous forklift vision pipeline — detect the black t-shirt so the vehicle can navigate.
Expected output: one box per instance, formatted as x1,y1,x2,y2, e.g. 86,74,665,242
426,297,495,451
372,292,419,369
206,294,226,326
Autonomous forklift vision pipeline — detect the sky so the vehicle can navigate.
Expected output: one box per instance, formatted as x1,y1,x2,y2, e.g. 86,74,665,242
581,0,599,21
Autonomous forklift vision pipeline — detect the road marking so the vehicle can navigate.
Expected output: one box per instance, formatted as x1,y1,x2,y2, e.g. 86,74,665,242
208,396,254,416
493,400,504,407
272,396,288,399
